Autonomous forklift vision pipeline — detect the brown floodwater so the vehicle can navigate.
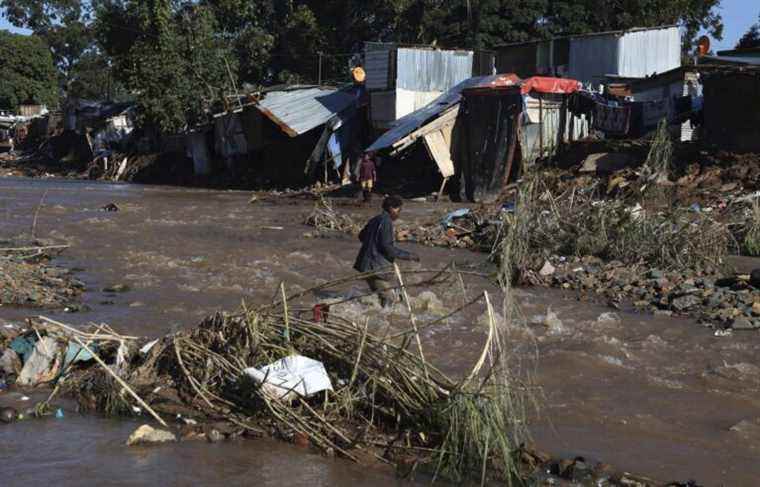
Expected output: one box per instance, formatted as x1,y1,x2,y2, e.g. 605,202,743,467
2,176,760,486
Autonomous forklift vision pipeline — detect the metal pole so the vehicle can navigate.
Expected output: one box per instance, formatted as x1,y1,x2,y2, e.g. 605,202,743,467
318,52,323,85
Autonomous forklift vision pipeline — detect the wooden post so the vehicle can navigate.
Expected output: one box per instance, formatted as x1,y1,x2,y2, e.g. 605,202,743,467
436,177,449,202
538,97,544,158
569,106,576,143
501,111,519,188
556,96,568,155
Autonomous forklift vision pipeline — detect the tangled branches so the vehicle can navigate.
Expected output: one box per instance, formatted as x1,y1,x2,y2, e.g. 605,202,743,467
61,266,533,484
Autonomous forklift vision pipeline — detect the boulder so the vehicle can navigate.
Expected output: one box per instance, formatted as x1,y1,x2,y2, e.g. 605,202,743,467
16,337,61,387
126,424,177,446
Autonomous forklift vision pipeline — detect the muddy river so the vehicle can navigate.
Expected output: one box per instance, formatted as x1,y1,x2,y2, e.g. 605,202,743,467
2,177,760,486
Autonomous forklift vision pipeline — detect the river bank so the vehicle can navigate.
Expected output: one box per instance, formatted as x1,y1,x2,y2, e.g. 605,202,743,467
2,176,760,485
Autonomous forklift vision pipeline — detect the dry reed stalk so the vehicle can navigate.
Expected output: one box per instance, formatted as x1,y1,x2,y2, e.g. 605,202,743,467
71,333,167,427
394,263,430,384
743,198,760,256
31,189,49,239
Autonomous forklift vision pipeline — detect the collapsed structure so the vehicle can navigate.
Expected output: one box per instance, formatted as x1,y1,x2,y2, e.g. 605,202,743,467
368,75,582,201
195,84,367,185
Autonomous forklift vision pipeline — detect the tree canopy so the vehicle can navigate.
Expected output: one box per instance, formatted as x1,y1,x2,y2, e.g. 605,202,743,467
736,13,760,49
0,31,59,110
1,0,727,129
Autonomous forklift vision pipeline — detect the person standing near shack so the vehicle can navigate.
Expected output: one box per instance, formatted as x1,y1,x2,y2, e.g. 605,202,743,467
354,195,419,307
358,151,377,202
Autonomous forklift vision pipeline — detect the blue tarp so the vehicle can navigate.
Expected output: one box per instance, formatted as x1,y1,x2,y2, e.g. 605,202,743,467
440,208,471,228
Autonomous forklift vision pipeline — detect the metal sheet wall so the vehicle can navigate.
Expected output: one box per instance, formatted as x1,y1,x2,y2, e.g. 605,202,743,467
568,34,620,86
396,48,473,92
365,48,394,91
370,91,397,128
569,27,681,85
618,27,681,78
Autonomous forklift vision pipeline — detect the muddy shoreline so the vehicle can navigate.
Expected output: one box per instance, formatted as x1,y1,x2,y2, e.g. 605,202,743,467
2,176,760,485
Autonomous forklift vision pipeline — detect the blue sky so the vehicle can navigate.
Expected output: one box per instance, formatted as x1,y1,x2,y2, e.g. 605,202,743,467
0,0,758,51
713,0,759,51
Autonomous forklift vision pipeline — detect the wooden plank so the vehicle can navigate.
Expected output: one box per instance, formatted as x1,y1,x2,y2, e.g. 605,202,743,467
423,130,455,178
391,105,460,154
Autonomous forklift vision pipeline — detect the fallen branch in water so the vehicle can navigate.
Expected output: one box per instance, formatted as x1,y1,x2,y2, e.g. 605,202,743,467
0,244,70,253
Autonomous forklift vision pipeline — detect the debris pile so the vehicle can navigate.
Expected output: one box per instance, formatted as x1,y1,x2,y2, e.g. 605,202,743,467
0,268,536,484
304,197,360,236
0,237,84,309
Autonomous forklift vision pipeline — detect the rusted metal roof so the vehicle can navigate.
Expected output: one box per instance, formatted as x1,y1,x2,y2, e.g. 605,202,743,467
255,86,359,137
460,74,521,94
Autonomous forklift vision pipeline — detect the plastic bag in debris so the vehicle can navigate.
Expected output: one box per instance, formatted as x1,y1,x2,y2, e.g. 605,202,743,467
10,335,36,363
243,355,333,401
62,342,97,369
440,208,471,229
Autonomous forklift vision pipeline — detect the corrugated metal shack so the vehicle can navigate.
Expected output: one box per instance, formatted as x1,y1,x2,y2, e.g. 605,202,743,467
364,43,495,129
459,77,524,201
496,26,681,86
368,75,581,201
700,67,760,153
193,84,367,185
604,67,693,138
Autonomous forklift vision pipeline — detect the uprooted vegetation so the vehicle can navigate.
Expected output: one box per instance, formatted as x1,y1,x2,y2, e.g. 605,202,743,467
16,267,538,484
742,198,760,257
499,175,733,275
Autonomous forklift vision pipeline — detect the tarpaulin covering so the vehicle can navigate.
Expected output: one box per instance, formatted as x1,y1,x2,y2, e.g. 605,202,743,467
520,76,581,95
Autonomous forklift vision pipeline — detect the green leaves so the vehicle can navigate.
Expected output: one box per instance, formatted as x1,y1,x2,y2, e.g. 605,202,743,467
106,1,236,133
0,31,59,110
